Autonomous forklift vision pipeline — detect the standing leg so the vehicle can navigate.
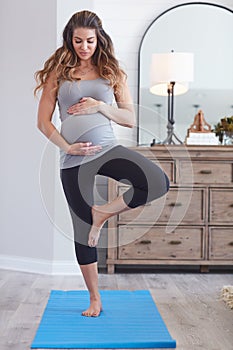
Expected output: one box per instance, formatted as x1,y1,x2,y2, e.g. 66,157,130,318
79,262,101,317
60,165,101,316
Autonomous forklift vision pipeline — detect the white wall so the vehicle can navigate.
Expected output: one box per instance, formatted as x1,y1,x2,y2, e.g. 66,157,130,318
0,0,232,274
0,0,57,273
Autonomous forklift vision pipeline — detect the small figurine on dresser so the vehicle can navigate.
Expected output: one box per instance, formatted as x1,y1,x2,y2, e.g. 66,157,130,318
185,110,219,145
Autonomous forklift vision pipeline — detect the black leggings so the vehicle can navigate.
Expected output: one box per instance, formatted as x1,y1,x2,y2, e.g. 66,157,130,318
60,145,169,265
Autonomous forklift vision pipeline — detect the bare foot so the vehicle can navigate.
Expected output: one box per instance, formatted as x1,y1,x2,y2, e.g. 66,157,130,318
88,205,111,247
82,295,102,317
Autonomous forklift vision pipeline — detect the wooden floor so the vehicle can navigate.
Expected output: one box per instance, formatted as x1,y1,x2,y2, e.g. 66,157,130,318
0,269,232,350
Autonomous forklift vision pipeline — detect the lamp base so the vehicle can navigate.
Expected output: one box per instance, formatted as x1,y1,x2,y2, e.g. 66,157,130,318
162,122,183,144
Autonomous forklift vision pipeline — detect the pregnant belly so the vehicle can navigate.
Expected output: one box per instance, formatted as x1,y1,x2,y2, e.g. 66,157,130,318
60,113,115,146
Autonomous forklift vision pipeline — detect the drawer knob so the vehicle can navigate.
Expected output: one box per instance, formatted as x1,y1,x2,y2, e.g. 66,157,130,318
140,240,151,245
169,240,182,245
169,202,182,207
229,204,233,208
228,242,233,246
200,170,212,174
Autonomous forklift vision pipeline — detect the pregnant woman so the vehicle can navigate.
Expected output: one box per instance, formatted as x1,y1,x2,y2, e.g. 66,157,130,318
35,10,169,317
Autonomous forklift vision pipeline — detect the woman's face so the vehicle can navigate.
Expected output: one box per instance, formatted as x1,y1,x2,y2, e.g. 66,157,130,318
72,27,97,61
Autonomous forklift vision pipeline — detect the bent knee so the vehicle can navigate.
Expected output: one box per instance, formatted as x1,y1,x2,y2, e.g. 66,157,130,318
147,171,170,203
165,173,170,192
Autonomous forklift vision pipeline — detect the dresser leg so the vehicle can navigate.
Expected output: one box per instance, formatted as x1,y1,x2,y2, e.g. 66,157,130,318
200,265,209,273
107,264,115,274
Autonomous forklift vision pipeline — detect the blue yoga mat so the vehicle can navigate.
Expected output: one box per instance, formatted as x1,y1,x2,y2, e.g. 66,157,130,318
31,290,176,349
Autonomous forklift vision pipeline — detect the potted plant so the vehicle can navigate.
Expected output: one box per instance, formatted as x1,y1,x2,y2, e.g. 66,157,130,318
213,116,233,144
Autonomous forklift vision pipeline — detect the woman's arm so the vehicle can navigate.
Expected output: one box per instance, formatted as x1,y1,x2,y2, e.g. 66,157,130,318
101,80,135,128
101,79,136,128
37,75,70,153
37,73,102,156
67,79,136,128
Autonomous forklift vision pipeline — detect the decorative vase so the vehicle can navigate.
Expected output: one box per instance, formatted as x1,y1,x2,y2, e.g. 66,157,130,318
222,131,233,145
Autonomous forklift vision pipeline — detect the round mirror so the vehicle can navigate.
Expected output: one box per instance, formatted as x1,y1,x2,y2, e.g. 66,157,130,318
138,3,233,145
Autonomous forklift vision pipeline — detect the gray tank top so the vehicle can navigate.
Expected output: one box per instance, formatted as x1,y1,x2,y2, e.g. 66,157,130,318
57,78,118,169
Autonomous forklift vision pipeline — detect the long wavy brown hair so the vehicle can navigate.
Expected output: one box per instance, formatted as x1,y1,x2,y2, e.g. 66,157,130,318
34,10,126,96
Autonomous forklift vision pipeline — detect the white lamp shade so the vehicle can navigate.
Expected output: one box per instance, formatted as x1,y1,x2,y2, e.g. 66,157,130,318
150,82,189,96
150,52,194,96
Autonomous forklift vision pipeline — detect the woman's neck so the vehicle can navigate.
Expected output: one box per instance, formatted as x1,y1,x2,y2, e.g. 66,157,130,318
79,59,93,69
74,61,99,80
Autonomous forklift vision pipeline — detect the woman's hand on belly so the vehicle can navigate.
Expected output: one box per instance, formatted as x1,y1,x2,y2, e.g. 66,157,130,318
67,142,102,156
67,97,104,116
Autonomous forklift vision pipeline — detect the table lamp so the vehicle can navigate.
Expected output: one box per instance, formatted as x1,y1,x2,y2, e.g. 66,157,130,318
150,51,194,144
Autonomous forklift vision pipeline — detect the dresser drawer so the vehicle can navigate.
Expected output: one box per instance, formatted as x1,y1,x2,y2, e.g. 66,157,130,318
209,188,233,223
118,187,205,224
118,226,204,260
209,227,233,260
151,160,175,183
179,161,233,184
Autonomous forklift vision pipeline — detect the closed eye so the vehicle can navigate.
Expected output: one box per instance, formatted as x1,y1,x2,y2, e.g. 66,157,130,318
75,41,95,44
74,36,96,44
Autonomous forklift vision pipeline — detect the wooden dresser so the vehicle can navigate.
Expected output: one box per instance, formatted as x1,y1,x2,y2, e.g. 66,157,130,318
107,145,233,273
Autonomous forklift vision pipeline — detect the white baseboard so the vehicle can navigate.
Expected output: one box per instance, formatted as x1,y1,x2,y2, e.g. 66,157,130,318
0,254,81,275
52,259,81,275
